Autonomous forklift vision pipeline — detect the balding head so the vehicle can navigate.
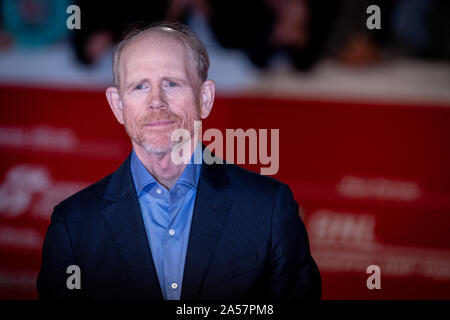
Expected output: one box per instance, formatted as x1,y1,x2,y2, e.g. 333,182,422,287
112,21,209,88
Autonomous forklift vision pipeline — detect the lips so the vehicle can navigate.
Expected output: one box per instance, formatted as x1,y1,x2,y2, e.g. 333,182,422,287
145,120,176,127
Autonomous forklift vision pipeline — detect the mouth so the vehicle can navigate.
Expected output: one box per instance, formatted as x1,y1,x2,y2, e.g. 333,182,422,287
144,120,176,127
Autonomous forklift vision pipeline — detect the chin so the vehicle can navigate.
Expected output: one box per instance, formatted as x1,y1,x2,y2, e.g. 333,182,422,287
137,130,174,153
141,140,176,155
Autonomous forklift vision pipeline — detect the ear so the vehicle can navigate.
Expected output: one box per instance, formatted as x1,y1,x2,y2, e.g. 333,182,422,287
106,86,124,125
199,80,215,119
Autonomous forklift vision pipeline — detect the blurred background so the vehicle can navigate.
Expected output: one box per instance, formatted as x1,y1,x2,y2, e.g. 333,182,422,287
0,0,449,299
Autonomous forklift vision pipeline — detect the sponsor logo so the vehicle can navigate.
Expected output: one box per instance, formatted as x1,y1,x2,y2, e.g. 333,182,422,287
0,164,89,219
337,175,421,201
307,209,450,281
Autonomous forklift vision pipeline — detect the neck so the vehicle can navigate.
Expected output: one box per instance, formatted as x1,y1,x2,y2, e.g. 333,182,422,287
133,139,198,189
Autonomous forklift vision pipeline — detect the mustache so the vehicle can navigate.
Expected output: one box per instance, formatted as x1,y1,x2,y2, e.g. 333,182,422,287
138,110,179,124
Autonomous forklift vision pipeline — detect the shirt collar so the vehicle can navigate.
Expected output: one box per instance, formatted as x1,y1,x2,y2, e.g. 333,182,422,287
130,142,202,195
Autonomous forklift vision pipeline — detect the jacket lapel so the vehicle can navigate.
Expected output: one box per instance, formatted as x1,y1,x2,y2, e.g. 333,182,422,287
100,150,232,300
101,154,163,299
181,155,232,299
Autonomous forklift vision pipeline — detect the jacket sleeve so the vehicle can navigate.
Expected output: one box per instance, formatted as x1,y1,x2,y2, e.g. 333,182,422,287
268,183,322,300
36,205,79,299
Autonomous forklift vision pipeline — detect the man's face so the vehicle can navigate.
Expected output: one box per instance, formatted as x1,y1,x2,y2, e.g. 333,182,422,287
115,32,202,154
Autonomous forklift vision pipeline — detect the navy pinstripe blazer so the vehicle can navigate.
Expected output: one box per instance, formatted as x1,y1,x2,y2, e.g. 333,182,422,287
37,150,321,300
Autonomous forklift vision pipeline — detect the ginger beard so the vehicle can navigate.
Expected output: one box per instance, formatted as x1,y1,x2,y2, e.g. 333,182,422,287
123,100,200,155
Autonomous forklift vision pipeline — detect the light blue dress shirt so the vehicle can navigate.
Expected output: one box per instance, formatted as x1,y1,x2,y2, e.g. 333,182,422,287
130,144,202,300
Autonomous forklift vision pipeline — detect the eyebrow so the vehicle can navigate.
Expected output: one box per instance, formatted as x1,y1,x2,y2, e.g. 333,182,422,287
163,77,187,85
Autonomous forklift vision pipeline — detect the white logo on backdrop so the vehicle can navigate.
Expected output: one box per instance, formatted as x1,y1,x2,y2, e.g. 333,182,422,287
307,209,450,281
0,164,89,219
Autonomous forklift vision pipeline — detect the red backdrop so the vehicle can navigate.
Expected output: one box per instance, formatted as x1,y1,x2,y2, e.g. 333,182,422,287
1,85,449,299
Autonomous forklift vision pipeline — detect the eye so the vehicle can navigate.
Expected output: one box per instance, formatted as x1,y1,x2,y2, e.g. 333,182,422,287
168,81,177,88
135,84,145,90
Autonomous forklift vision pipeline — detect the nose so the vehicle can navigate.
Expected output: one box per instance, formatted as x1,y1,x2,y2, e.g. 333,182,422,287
148,86,168,110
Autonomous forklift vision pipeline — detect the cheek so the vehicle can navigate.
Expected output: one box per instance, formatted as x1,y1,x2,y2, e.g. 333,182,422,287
179,105,200,129
122,95,145,113
169,93,200,121
122,106,142,130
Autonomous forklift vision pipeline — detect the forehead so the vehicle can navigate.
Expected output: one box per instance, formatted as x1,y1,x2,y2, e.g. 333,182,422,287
119,31,195,81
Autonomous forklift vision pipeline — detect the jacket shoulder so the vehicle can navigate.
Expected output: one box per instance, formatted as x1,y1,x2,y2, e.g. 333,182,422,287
54,172,113,214
225,163,287,194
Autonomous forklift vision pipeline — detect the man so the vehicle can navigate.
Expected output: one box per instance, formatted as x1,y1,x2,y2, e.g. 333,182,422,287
37,21,321,300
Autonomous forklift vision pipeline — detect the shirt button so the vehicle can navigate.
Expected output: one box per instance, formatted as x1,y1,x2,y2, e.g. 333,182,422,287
171,282,178,290
169,229,175,236
156,188,162,194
